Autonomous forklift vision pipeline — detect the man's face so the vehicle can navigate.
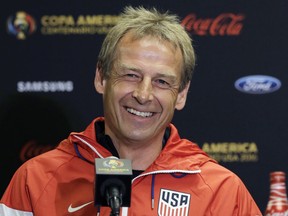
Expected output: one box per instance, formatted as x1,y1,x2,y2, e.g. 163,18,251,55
95,33,190,144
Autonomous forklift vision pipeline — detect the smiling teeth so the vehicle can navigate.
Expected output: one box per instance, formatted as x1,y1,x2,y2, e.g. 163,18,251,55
127,108,153,117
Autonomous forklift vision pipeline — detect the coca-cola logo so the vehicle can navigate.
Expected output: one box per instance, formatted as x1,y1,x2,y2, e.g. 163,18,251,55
20,140,56,162
181,13,245,36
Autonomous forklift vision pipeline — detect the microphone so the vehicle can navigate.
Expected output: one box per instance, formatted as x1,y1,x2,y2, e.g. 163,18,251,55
94,158,132,216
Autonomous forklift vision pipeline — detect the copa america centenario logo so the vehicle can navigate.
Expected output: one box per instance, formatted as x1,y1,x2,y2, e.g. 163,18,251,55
103,159,124,169
7,11,36,40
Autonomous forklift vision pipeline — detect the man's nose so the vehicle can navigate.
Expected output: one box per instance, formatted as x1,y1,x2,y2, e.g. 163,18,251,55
132,78,154,104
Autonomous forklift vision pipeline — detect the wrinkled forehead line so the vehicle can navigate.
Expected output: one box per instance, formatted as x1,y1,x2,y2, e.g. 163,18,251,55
117,30,180,53
110,31,184,76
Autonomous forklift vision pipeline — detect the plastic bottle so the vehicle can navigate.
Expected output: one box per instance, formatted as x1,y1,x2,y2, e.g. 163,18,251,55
264,171,288,216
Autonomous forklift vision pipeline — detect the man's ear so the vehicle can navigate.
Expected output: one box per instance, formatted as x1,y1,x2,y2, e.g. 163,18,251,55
94,64,105,94
175,82,190,110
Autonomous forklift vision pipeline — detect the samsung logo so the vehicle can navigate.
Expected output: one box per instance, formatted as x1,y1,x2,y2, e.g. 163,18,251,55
234,75,281,94
17,81,74,92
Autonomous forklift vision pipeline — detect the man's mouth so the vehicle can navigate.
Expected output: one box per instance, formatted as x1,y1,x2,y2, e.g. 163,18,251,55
126,108,153,117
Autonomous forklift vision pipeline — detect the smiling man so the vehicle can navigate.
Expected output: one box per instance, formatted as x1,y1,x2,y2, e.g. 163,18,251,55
95,32,189,171
1,6,262,216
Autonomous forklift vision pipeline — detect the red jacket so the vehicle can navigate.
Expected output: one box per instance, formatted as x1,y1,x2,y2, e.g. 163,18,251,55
1,117,262,215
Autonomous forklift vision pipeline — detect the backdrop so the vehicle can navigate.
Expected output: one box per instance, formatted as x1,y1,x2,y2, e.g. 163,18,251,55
1,0,287,213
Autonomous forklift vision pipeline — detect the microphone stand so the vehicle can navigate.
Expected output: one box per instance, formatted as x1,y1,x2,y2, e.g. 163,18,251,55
106,186,122,216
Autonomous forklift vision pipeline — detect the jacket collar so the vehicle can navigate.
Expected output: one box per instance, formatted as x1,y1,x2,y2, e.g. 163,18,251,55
62,117,215,171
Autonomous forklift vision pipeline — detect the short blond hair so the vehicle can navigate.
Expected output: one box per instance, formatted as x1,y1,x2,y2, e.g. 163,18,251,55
97,6,196,92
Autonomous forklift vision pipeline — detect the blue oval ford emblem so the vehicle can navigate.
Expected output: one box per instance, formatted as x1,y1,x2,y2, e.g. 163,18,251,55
234,75,281,94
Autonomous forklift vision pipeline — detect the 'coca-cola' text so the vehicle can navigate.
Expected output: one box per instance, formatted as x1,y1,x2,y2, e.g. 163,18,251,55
181,13,245,36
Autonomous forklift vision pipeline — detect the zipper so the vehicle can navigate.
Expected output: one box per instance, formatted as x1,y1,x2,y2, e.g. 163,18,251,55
73,134,202,216
132,168,201,213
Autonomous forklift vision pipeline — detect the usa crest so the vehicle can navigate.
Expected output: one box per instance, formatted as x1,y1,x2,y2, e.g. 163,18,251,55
158,189,190,216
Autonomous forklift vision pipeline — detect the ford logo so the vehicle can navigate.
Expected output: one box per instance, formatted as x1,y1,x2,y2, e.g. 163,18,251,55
234,75,281,94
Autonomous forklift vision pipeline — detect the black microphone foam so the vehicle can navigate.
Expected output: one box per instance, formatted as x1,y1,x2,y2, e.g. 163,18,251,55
94,158,132,208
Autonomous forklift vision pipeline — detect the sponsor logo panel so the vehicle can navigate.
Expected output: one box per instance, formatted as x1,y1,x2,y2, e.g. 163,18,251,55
17,81,74,93
7,11,37,39
40,14,119,35
202,142,259,163
181,13,245,36
234,75,281,94
7,11,246,39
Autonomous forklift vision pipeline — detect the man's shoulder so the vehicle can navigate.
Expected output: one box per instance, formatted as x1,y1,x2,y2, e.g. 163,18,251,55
199,160,243,186
17,145,73,177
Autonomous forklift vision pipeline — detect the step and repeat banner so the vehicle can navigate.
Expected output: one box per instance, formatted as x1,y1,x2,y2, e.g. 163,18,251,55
1,0,287,212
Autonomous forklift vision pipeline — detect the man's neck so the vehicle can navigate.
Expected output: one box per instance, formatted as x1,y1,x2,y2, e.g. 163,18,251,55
114,139,163,170
95,120,170,170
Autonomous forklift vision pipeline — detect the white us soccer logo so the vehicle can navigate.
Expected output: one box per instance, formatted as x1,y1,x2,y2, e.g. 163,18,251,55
158,189,190,216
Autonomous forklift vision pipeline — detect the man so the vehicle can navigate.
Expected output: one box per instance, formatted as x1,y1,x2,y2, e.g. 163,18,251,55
0,6,262,216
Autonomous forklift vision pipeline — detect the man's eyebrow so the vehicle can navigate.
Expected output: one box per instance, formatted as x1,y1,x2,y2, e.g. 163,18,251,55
154,72,179,83
119,64,141,72
119,63,179,81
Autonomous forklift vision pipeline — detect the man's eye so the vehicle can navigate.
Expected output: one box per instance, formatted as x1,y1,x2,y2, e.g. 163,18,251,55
126,73,138,78
123,73,140,81
155,79,170,88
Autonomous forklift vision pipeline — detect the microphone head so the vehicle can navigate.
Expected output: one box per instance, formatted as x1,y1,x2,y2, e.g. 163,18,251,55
94,158,132,207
